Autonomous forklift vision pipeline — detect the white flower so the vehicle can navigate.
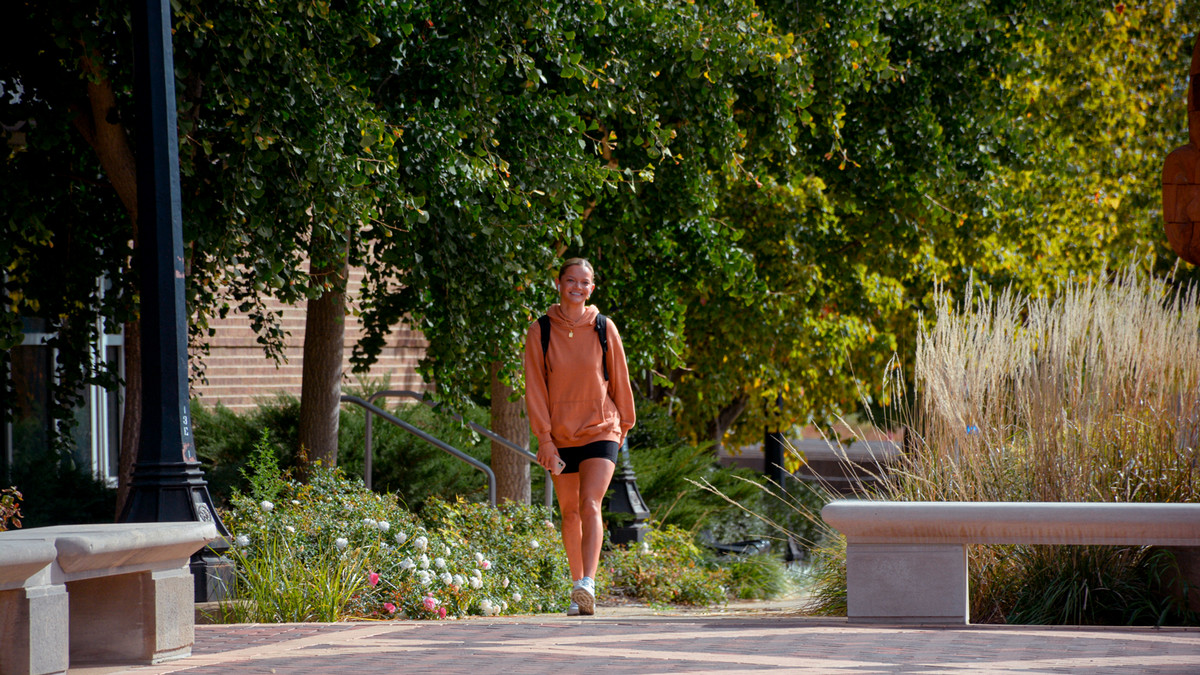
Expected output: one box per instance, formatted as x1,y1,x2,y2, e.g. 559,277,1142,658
419,554,430,569
512,592,522,602
502,577,510,589
335,537,349,550
475,552,484,563
363,518,377,528
413,536,428,551
453,574,464,585
480,599,494,615
471,569,482,578
434,557,446,569
399,558,414,570
418,571,432,586
442,544,450,555
395,532,408,545
260,500,274,512
470,576,483,589
530,539,540,549
440,572,453,585
291,499,301,505
234,534,250,547
501,601,508,611
285,526,295,533
377,520,390,532
380,542,389,549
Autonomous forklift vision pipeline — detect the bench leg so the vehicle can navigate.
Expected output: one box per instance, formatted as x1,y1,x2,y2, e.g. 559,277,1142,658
67,566,195,664
0,584,69,675
845,543,969,624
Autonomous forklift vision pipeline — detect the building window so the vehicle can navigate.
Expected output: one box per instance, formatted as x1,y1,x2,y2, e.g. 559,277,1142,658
3,317,123,486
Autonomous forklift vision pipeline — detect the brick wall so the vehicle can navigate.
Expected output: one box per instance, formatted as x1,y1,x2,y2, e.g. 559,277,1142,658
188,267,430,412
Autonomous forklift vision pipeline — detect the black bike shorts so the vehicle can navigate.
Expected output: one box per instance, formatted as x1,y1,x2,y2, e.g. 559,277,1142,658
557,440,619,474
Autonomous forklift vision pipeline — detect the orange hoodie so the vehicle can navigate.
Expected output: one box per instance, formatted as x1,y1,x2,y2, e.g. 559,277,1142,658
523,304,636,451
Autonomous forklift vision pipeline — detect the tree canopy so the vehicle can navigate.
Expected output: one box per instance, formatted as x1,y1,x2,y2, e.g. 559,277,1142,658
3,0,1197,482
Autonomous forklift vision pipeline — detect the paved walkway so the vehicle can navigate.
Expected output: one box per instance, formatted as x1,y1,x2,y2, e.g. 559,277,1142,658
74,601,1200,675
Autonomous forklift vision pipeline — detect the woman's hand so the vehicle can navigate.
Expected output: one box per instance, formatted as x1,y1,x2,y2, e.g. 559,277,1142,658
536,443,561,472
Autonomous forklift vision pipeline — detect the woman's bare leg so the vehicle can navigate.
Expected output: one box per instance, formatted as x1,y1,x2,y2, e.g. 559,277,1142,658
577,457,616,579
552,470,583,581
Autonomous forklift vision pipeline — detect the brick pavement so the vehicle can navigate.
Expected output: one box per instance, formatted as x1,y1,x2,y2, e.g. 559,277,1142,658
72,607,1200,675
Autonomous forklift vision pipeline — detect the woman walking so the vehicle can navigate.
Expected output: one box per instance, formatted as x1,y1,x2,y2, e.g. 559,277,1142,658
524,258,636,616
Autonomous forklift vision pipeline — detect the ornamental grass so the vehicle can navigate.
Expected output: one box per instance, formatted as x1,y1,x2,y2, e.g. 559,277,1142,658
705,265,1200,624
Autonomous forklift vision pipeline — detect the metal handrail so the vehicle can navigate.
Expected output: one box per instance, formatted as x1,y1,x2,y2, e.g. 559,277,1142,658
364,390,554,509
339,394,496,506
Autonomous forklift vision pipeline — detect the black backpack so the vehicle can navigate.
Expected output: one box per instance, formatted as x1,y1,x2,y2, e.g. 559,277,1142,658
538,314,609,381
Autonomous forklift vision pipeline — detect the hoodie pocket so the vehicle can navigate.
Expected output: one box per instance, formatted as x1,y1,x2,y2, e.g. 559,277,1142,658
549,398,617,444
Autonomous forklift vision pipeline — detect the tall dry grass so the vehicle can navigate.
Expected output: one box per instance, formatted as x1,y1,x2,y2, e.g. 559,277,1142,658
697,266,1200,622
869,265,1200,623
891,265,1200,504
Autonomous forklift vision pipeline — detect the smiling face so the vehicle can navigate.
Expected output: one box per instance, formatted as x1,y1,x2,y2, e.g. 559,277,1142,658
557,263,595,309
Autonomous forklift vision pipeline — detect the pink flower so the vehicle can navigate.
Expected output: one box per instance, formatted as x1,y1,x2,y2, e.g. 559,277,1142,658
437,607,447,619
383,602,396,614
480,560,492,570
423,595,439,611
368,572,380,587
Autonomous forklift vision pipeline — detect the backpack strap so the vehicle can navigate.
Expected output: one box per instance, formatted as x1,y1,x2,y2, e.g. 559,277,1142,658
595,314,609,381
538,315,551,375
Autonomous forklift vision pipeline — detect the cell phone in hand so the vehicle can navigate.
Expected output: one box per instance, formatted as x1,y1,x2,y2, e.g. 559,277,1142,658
552,458,566,475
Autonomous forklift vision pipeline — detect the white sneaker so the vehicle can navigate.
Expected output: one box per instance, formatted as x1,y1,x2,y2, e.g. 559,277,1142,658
566,601,581,616
570,578,595,616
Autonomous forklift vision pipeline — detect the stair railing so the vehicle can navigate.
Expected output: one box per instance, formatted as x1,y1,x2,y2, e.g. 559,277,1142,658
339,394,497,506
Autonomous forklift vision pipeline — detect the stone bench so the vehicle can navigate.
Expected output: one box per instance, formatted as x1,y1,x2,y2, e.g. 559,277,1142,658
0,521,218,675
821,500,1200,625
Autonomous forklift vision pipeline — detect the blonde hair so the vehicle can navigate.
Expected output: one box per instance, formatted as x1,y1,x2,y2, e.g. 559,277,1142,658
558,257,595,280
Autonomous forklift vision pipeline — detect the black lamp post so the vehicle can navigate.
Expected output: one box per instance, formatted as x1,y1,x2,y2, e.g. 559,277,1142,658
763,393,786,487
119,0,231,602
606,439,649,545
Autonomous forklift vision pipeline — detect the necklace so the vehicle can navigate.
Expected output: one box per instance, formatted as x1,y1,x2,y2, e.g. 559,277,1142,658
568,330,574,338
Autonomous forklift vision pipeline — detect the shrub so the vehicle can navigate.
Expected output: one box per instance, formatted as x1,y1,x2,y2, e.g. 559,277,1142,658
8,450,115,527
722,552,790,600
337,400,497,509
191,395,302,506
604,523,728,606
193,395,515,510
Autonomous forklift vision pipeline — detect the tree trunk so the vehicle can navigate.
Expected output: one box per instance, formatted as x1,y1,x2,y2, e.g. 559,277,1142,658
114,319,141,519
73,55,141,519
298,242,349,472
490,361,530,504
707,394,749,456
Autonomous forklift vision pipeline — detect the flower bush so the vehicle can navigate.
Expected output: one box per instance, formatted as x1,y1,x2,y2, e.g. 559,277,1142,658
220,458,570,621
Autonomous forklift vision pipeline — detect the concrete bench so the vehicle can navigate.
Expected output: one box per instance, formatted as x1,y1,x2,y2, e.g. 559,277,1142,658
0,521,218,675
821,500,1200,625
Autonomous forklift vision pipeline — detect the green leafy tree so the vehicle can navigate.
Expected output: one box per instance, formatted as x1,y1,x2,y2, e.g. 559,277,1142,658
982,1,1200,289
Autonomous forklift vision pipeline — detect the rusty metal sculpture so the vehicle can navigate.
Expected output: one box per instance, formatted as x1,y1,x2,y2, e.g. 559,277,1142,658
1163,38,1200,264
